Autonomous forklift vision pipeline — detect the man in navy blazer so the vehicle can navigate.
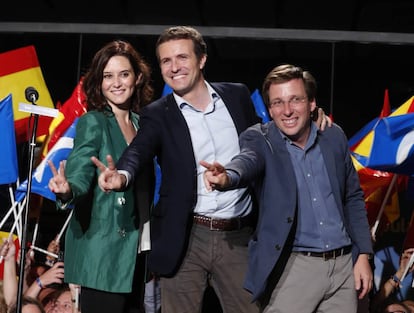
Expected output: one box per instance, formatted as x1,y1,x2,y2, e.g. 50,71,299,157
202,64,373,312
93,26,261,313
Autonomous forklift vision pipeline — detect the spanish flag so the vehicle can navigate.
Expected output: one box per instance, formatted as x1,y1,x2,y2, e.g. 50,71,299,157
40,78,87,158
0,46,54,143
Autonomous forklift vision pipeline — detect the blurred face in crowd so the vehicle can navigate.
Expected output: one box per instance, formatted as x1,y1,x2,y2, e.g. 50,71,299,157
48,291,72,313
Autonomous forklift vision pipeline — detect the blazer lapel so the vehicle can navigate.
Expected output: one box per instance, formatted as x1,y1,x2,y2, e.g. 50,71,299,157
163,94,197,164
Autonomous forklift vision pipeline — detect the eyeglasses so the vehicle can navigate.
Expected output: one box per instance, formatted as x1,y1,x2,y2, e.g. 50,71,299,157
269,96,307,109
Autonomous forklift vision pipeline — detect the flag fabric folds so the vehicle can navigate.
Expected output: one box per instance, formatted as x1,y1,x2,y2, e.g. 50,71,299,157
0,94,19,185
15,118,79,202
250,89,270,123
351,155,402,229
350,89,393,163
362,95,414,173
367,112,414,174
349,90,406,234
41,79,87,159
0,45,55,143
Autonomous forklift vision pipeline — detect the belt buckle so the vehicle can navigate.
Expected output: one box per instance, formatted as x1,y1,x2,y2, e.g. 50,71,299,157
323,250,333,261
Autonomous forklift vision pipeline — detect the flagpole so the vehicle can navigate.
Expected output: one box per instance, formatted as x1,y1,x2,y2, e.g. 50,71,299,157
16,88,42,313
371,174,399,241
57,210,73,242
8,187,21,241
0,197,24,230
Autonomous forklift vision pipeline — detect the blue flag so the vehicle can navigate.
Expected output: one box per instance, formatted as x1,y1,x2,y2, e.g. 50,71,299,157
162,84,173,96
152,84,174,205
0,94,18,185
250,89,270,123
367,113,414,175
15,118,79,202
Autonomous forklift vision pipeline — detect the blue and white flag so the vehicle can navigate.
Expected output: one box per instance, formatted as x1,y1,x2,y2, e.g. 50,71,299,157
367,113,414,175
0,94,18,185
15,118,79,202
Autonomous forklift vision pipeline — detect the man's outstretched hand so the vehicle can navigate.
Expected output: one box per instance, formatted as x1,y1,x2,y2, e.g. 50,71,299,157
199,160,229,191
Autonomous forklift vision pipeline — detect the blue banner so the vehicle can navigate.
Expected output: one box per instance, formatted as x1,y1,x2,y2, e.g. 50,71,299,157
0,94,18,185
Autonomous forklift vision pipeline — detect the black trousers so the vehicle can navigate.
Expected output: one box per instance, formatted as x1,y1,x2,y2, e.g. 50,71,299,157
80,287,127,313
80,253,146,313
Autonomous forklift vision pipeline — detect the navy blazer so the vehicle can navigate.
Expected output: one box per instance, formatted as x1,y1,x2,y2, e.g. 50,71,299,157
225,121,373,301
117,82,260,276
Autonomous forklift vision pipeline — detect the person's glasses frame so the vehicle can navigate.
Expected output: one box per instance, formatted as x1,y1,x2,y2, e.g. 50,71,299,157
269,95,308,109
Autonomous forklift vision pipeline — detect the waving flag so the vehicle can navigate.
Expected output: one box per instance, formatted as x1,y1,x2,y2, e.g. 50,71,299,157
367,112,414,174
380,89,391,118
352,155,402,228
364,96,414,173
251,89,270,123
350,90,405,236
350,89,392,162
15,118,79,202
0,46,55,143
0,94,18,185
41,79,87,159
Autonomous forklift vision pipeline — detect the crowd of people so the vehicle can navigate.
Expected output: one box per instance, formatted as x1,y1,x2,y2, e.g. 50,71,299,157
1,25,413,313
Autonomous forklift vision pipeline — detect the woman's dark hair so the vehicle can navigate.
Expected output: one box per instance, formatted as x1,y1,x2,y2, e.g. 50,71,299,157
82,40,154,113
41,284,70,308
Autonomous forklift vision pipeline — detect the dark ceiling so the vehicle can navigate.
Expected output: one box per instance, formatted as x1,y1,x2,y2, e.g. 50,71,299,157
1,0,414,138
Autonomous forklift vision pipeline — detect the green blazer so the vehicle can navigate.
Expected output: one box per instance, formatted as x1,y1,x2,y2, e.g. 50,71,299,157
58,108,153,293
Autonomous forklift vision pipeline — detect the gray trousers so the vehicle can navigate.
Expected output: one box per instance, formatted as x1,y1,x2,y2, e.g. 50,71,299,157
261,252,357,313
160,223,259,313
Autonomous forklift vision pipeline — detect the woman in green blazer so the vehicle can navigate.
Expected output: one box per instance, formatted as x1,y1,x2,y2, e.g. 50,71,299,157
47,40,154,313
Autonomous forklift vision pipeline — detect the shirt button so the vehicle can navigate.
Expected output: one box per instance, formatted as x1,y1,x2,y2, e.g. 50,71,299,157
118,197,126,205
118,228,126,237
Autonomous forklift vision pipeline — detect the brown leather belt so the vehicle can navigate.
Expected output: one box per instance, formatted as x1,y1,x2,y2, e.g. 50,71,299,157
193,214,252,231
299,245,352,261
